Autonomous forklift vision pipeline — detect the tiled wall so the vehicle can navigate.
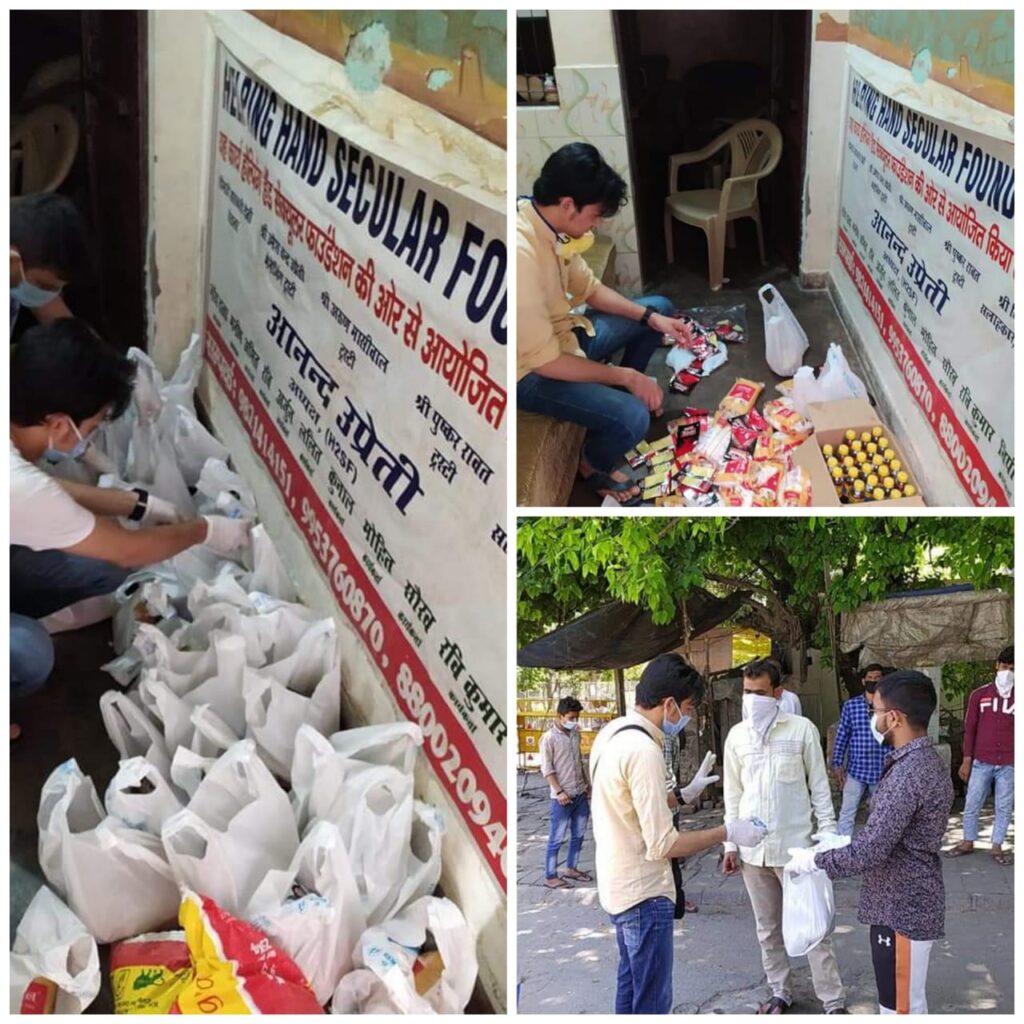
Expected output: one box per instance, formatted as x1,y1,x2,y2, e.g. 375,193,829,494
517,64,642,293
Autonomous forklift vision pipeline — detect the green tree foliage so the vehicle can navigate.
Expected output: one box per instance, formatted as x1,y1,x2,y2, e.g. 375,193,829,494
517,517,1013,660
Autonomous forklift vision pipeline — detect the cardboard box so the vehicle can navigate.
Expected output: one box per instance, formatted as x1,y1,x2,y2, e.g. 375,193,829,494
792,399,926,508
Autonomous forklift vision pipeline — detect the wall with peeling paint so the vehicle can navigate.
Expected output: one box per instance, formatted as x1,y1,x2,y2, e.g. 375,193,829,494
516,10,643,292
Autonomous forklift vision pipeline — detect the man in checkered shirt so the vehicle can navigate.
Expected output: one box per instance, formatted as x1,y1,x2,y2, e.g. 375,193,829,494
831,664,888,834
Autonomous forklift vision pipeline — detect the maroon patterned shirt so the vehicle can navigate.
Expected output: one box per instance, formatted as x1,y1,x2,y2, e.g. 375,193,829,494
816,736,953,941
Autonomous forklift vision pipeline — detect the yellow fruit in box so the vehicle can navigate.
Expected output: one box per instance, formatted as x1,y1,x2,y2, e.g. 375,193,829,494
897,470,909,484
890,488,903,499
822,444,834,457
873,487,886,501
904,484,917,497
838,444,850,457
867,442,878,455
872,425,883,438
884,448,896,461
883,476,895,489
845,429,857,441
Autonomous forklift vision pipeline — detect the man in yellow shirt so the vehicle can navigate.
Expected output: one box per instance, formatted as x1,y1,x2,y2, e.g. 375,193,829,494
517,143,695,504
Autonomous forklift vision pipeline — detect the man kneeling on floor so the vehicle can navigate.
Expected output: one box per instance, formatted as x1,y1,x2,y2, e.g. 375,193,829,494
10,320,251,715
517,142,696,505
792,671,954,1015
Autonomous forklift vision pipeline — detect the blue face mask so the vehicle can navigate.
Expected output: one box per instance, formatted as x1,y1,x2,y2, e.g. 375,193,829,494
43,420,94,463
11,251,63,309
662,700,690,736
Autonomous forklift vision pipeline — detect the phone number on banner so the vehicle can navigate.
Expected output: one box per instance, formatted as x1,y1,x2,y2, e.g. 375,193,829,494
204,314,508,886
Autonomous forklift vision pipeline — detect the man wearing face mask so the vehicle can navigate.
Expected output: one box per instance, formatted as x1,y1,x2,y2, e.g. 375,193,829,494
831,664,887,836
791,671,954,1014
10,321,250,704
540,696,592,888
10,194,88,335
517,142,697,505
947,645,1014,865
722,658,846,1014
590,653,767,1013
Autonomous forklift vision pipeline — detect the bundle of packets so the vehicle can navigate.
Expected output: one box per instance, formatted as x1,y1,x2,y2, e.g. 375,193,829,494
823,428,919,502
667,317,729,395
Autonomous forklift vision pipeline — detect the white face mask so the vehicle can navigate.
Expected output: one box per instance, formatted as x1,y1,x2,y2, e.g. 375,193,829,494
742,693,779,743
870,709,895,746
995,670,1014,698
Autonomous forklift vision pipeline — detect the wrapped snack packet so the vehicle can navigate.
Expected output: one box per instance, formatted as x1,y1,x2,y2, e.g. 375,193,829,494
763,398,813,436
717,378,764,420
779,466,813,507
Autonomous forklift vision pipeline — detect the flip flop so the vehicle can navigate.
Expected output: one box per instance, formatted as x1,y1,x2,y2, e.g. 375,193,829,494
993,852,1013,865
562,869,592,882
580,470,642,506
757,996,791,1014
544,877,572,889
945,843,975,858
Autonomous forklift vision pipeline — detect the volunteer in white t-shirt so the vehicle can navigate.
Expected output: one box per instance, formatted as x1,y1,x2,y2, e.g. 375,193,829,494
10,320,250,704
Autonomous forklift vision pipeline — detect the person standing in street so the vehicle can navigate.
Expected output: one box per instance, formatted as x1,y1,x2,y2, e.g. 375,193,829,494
831,664,887,835
540,696,592,888
792,671,954,1014
947,646,1014,865
722,659,847,1014
590,653,766,1014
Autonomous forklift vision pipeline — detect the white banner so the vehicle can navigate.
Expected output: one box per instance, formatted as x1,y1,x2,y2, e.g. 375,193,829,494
204,42,507,886
837,71,1014,506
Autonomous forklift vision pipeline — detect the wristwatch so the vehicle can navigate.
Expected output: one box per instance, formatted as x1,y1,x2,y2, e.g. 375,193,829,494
640,306,654,328
127,488,150,522
673,785,685,804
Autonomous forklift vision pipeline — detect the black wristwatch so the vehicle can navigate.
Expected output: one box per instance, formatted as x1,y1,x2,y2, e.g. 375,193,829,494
640,306,654,328
127,487,150,522
673,785,684,804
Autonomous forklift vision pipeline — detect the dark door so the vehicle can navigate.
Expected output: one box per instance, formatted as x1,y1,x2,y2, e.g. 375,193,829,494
765,11,811,274
81,11,148,352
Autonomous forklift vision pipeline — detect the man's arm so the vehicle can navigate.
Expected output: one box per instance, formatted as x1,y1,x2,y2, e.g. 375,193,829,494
831,702,851,769
61,515,207,569
962,688,980,761
585,284,693,345
804,722,838,834
722,732,742,854
56,479,137,518
817,783,913,879
667,823,727,859
625,745,680,862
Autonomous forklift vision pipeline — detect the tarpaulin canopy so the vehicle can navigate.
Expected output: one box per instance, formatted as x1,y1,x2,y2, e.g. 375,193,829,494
517,588,748,670
841,588,1013,667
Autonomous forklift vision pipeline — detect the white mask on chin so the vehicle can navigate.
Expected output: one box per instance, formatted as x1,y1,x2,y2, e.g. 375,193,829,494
995,670,1014,698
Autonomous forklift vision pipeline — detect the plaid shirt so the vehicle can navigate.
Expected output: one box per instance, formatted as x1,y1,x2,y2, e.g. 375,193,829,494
831,695,886,785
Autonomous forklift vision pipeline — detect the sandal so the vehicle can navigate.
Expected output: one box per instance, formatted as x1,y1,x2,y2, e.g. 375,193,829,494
562,868,592,882
544,877,572,889
945,842,975,858
757,997,791,1015
580,470,642,506
993,852,1013,866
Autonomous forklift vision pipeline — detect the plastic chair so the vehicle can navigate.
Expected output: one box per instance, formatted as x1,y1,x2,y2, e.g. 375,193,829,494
10,104,80,196
664,119,782,291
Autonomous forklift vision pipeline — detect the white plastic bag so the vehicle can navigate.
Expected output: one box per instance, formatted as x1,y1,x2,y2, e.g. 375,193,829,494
323,721,424,775
782,865,835,956
170,747,218,801
759,284,809,376
392,802,445,915
789,343,868,414
100,691,173,784
258,619,339,696
243,665,341,781
10,886,100,1014
246,820,366,1005
247,523,299,602
162,740,298,915
195,458,258,519
105,757,186,834
331,897,477,1014
37,760,181,943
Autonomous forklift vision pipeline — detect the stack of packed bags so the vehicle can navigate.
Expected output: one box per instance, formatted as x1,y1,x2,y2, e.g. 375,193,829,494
627,379,814,508
11,336,476,1015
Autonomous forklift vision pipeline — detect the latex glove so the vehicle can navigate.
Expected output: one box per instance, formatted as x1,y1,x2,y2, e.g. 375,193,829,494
142,494,186,525
679,751,720,805
725,817,768,848
202,515,251,557
811,831,851,852
786,846,821,876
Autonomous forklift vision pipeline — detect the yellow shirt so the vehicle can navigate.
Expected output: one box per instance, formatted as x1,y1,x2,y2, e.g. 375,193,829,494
516,199,601,381
589,711,677,915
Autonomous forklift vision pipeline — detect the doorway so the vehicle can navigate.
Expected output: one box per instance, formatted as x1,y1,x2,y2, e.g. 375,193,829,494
10,10,147,351
613,10,811,288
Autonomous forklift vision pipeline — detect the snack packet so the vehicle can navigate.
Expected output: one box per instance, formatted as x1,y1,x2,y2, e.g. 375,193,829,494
717,379,764,420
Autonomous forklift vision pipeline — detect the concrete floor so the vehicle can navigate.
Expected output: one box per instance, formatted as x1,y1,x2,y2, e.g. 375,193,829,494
516,771,1014,1014
11,622,122,1013
568,230,870,506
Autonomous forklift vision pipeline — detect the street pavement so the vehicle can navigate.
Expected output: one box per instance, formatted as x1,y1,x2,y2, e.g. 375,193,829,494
516,771,1014,1014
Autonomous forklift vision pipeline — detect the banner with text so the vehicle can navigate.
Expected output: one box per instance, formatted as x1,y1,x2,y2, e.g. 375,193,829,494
204,43,508,886
837,71,1013,506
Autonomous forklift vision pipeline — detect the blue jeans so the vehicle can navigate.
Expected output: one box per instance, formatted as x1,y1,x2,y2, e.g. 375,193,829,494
610,895,674,1014
546,794,590,878
837,775,877,836
10,545,129,620
11,614,55,698
518,294,672,474
964,760,1014,844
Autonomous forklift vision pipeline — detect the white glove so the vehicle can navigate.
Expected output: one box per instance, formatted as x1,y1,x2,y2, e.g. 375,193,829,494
725,817,768,848
811,831,851,852
679,751,720,805
202,515,252,557
785,846,821,876
142,494,186,525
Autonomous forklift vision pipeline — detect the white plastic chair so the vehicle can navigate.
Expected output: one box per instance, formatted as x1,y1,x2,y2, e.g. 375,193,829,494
10,104,80,195
664,119,782,291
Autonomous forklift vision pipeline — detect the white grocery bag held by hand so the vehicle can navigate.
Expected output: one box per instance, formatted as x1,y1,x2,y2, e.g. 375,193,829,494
759,284,809,376
782,834,848,957
10,886,100,1014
